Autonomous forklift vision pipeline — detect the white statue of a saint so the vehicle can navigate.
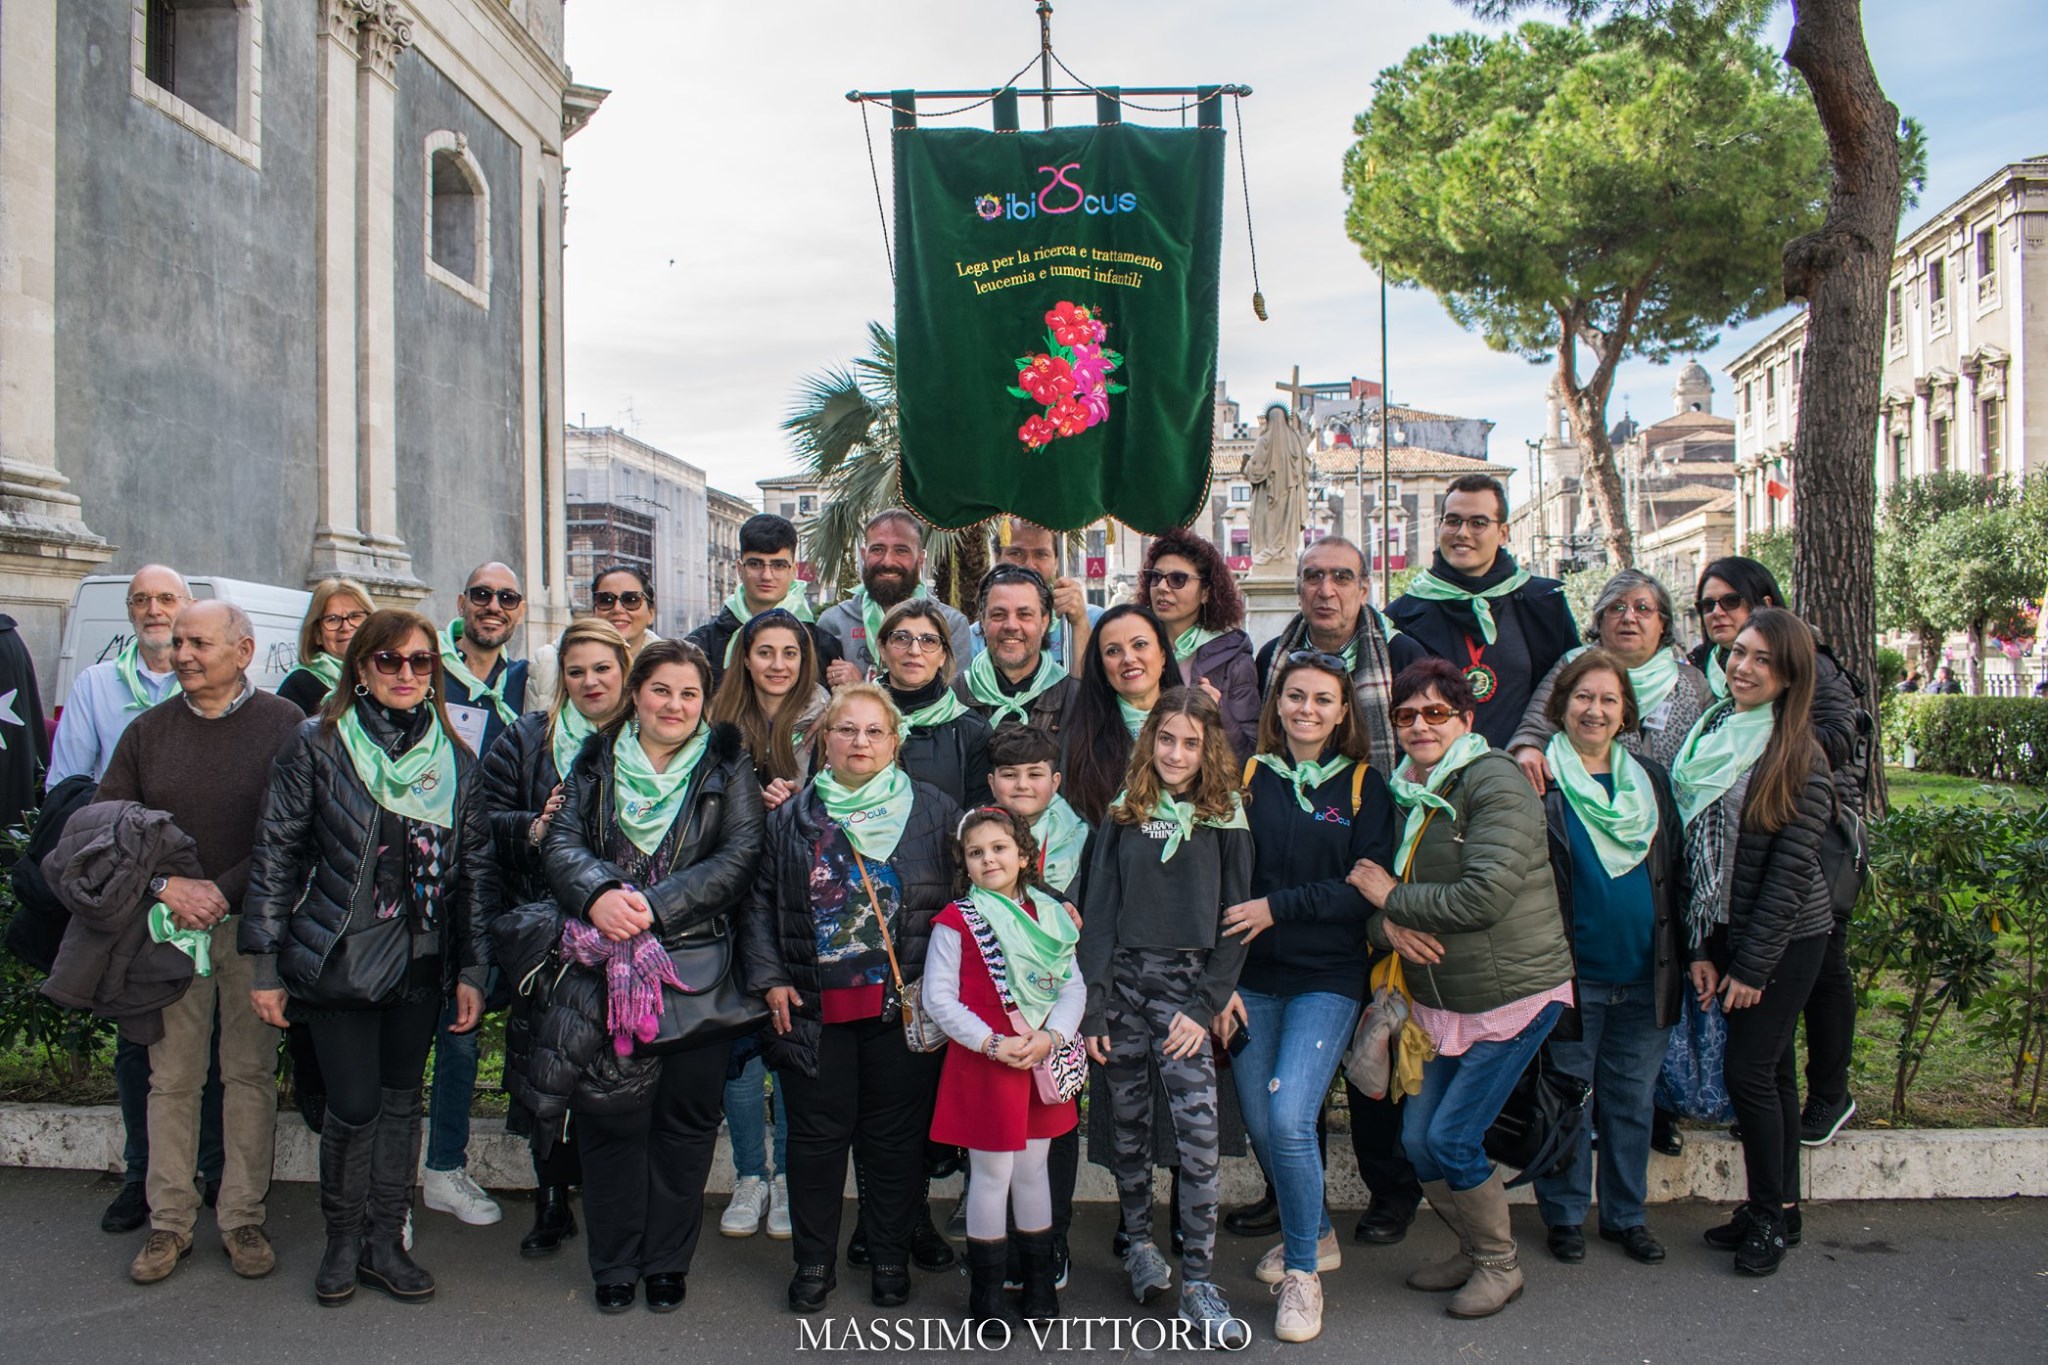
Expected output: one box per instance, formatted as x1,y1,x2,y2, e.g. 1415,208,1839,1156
1245,403,1312,567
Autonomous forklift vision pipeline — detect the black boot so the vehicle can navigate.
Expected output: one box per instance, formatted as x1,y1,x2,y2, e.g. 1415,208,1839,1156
1222,1184,1281,1238
911,1193,956,1272
1014,1228,1059,1323
315,1112,375,1306
966,1238,1010,1325
520,1185,577,1258
358,1086,435,1303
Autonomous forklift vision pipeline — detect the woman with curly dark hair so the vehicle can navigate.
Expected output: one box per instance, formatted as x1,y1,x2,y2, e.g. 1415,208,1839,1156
1058,603,1186,825
1142,529,1260,758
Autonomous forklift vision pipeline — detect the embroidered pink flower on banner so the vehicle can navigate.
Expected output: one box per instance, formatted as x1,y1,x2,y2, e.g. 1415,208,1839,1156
1076,385,1110,427
1005,302,1126,451
1069,343,1111,392
1018,414,1059,449
1017,353,1077,405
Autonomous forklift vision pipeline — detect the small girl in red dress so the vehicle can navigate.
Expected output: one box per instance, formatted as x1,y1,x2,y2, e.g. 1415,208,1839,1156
926,807,1084,1328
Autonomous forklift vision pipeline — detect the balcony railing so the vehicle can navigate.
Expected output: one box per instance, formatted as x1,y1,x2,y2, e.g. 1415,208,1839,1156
1977,273,1999,308
1929,297,1950,333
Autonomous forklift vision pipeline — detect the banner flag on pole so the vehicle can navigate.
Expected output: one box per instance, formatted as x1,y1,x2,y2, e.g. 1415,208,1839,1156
892,124,1224,533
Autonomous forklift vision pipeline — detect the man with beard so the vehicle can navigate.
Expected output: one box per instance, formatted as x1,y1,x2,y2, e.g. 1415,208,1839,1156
417,561,529,1232
686,513,840,691
818,509,972,686
978,516,1097,674
1386,475,1577,748
952,563,1075,740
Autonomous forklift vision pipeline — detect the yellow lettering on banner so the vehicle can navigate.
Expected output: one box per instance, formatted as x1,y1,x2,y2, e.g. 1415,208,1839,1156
955,259,991,279
1087,247,1165,273
973,271,1036,295
1091,268,1144,289
1047,264,1091,281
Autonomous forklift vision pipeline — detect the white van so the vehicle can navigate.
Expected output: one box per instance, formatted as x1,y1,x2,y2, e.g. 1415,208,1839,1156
54,576,313,704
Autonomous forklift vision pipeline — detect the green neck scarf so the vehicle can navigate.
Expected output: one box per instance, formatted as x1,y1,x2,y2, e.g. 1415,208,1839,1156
886,679,969,731
148,903,213,976
1565,643,1683,716
858,584,930,657
1404,565,1532,645
612,721,709,856
549,702,598,782
815,762,914,861
966,649,1066,727
1252,751,1358,814
336,706,459,829
1172,624,1222,664
1671,700,1775,827
439,620,519,726
1030,794,1090,891
965,885,1078,1028
1116,696,1151,739
1545,733,1659,877
115,637,167,712
1706,647,1730,700
296,650,345,697
1114,788,1249,863
1387,731,1491,875
721,582,816,667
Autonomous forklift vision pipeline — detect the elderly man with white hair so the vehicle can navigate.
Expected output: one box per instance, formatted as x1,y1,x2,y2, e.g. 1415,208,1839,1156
95,600,304,1284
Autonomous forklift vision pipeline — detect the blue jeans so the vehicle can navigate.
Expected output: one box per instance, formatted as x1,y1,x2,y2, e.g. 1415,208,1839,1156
723,1054,789,1180
1230,990,1359,1272
1534,981,1671,1232
425,997,480,1173
1403,1001,1564,1192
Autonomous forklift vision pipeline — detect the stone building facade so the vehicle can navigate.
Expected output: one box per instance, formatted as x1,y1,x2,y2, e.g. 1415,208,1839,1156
706,485,754,612
0,0,603,682
564,424,709,637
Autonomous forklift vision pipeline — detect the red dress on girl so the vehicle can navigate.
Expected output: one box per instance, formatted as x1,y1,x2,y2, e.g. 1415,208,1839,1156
928,895,1079,1152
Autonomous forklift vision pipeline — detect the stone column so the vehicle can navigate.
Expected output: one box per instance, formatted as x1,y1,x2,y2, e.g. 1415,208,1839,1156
308,0,370,584
0,0,112,673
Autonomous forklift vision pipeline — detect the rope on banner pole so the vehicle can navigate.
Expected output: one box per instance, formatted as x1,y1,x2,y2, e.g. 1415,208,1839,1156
858,98,894,285
1232,94,1267,321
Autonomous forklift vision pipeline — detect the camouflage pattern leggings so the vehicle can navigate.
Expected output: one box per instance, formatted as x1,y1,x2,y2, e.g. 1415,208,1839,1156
1103,948,1220,1280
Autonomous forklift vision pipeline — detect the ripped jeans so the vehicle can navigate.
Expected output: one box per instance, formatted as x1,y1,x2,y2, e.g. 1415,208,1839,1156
1229,989,1361,1273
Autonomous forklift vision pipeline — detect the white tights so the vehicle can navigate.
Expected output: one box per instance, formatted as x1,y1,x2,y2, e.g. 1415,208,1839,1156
966,1138,1053,1241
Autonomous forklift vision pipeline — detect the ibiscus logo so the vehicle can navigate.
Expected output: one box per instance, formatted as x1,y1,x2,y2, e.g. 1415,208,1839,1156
975,163,1137,222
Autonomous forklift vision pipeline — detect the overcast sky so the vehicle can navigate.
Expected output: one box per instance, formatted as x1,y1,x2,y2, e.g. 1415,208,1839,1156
562,0,2048,507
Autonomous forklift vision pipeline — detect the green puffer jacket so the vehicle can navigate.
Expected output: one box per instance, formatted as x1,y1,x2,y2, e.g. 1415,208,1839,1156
1369,749,1574,1014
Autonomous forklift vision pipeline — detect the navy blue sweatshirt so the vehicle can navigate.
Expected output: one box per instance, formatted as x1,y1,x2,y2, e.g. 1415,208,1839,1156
1238,755,1397,1001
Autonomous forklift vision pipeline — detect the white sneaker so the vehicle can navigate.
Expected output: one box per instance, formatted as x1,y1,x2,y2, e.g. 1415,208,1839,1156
421,1166,502,1225
1274,1269,1324,1344
766,1174,792,1240
1256,1229,1342,1284
721,1175,770,1237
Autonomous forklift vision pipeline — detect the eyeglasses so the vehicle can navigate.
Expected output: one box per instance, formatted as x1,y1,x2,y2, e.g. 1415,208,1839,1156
128,592,187,609
1142,569,1197,590
739,557,794,574
1392,703,1460,729
593,590,648,611
1438,515,1498,533
319,611,369,631
886,630,945,654
1602,600,1661,619
370,651,437,677
1286,649,1351,673
1695,592,1746,617
827,723,892,743
465,586,524,610
1299,567,1359,588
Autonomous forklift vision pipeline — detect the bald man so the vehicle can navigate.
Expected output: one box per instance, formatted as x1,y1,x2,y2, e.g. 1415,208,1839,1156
97,600,304,1283
49,564,191,786
440,561,530,761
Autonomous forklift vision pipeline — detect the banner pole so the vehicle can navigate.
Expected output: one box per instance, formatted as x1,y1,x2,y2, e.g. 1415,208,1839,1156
1037,1,1055,131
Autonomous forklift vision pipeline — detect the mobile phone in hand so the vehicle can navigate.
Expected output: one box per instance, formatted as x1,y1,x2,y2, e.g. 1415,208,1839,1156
1225,1022,1252,1058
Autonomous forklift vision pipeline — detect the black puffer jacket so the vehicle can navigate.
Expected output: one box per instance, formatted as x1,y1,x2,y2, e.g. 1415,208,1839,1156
524,723,764,1118
887,679,992,808
1687,637,1868,812
738,776,960,1079
478,709,561,905
242,705,497,1004
1707,751,1835,990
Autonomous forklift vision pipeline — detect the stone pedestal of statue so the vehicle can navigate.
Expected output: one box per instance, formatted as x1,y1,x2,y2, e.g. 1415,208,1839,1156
1240,567,1302,648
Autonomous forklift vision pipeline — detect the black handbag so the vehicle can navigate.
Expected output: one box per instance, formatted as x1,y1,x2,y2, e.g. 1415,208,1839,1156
636,915,770,1055
1483,1044,1591,1188
287,912,412,1011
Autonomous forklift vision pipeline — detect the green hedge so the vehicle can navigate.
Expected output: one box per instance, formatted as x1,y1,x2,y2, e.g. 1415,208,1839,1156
1883,693,2048,784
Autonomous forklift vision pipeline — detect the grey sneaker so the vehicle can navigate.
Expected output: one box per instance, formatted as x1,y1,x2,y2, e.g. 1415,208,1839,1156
1123,1238,1172,1304
1179,1279,1251,1349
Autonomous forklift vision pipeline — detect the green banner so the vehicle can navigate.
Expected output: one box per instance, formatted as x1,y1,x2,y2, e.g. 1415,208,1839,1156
893,124,1224,533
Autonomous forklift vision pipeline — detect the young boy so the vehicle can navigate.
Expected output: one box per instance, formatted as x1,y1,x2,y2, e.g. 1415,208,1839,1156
986,726,1090,903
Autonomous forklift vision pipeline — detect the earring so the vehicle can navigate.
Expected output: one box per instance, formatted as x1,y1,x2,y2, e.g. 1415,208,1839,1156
353,682,369,697
423,686,435,700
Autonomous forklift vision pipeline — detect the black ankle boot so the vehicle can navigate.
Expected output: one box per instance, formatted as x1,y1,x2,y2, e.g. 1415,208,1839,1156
520,1185,577,1258
358,1087,434,1303
315,1112,374,1306
911,1183,955,1271
966,1238,1010,1324
1733,1205,1787,1277
1014,1228,1059,1323
1222,1186,1281,1238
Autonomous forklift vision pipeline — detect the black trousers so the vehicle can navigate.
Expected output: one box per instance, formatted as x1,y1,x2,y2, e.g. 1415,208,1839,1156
1801,919,1856,1110
574,1041,727,1287
532,1125,582,1188
779,1017,943,1270
1724,933,1829,1210
305,992,441,1127
1345,1077,1423,1212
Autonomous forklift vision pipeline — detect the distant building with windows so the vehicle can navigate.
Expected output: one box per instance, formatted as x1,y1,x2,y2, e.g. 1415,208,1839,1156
706,486,755,610
566,424,711,635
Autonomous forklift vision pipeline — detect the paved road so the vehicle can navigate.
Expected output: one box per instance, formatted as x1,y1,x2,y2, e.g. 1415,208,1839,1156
2,1168,2042,1361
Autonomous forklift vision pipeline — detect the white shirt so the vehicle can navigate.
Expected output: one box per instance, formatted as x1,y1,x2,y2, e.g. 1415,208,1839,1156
48,657,177,785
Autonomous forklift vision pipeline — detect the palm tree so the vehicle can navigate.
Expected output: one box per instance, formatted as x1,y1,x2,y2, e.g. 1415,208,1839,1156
782,322,986,609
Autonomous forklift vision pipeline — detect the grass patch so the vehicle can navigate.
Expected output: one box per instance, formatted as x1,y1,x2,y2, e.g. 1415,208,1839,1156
1882,766,2044,809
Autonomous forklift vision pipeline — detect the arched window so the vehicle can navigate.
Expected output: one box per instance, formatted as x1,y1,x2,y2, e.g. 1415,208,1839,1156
423,131,490,306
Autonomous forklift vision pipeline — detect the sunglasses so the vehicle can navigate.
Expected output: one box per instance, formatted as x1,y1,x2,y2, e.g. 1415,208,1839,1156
1286,649,1351,673
465,586,524,610
1695,592,1746,617
1392,703,1460,729
370,651,437,677
1142,569,1197,590
593,590,648,611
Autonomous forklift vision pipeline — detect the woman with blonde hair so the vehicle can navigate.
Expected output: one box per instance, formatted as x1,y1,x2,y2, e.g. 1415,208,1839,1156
281,579,377,716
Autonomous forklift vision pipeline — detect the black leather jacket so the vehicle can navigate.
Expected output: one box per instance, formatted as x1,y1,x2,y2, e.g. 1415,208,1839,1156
478,709,560,906
242,704,497,1006
738,777,960,1079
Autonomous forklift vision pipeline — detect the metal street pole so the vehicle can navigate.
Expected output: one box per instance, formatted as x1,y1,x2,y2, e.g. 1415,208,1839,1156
1379,264,1392,604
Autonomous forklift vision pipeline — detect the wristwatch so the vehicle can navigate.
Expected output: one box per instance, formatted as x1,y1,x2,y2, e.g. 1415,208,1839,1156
148,875,170,899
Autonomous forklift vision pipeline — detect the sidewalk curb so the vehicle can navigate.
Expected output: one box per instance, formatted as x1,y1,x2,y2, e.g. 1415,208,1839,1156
4,1101,2042,1203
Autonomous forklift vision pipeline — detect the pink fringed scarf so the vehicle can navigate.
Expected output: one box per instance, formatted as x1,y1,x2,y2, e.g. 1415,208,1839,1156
559,919,686,1056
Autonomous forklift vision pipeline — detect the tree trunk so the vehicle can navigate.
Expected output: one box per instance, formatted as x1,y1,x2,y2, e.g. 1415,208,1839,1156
1555,295,1644,571
1782,0,1902,814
